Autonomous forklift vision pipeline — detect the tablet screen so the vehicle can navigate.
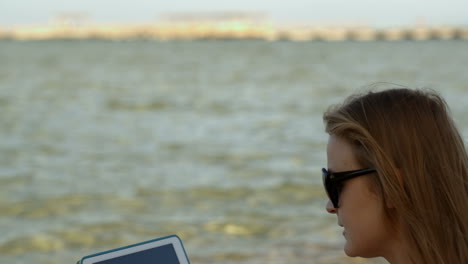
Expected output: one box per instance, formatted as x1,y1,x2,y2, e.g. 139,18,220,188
94,244,180,264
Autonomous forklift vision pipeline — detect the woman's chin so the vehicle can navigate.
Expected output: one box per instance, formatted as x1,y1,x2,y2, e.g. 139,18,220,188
343,242,359,257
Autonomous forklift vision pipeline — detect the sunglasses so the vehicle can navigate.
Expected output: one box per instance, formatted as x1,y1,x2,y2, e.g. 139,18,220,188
322,167,376,208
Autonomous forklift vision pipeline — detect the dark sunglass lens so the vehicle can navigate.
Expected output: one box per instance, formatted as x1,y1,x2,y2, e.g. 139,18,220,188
326,181,339,208
331,184,340,208
322,168,339,208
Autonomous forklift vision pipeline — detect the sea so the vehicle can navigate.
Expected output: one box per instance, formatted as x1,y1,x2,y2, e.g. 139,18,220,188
0,39,467,264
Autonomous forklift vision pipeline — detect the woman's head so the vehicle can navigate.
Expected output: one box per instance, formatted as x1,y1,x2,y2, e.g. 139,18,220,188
325,134,398,259
323,88,468,264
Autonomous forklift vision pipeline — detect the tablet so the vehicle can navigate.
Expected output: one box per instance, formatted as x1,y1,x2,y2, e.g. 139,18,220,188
77,235,190,264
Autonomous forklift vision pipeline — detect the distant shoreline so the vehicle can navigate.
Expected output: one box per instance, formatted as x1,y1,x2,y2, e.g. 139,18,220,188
1,23,467,41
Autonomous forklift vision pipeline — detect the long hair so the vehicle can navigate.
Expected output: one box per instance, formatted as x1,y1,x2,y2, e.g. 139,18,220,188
323,87,468,264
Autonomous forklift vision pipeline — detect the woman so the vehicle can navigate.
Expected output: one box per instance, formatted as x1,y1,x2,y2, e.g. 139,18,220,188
322,88,468,263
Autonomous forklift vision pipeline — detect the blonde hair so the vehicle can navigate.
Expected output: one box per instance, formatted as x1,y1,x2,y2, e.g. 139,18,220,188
323,88,468,264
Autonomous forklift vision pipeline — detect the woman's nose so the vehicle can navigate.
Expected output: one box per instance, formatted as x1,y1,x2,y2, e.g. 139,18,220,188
326,200,337,214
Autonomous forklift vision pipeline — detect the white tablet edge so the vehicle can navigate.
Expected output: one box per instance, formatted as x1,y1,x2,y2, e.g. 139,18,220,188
82,236,189,264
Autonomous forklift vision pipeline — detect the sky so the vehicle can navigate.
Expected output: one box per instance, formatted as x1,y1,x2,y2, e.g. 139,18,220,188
1,0,467,27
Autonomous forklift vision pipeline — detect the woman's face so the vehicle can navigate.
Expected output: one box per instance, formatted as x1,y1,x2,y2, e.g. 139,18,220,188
326,135,394,258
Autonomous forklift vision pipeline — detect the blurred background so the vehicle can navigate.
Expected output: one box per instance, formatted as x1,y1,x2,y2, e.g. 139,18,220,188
1,1,467,264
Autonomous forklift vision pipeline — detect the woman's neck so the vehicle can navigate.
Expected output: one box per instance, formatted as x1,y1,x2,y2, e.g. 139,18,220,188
382,233,414,264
